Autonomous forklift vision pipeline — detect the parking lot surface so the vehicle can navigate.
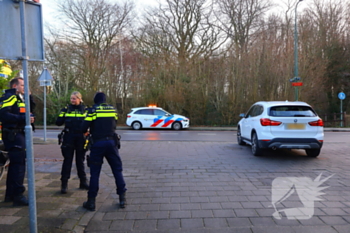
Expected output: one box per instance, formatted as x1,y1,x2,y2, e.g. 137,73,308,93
0,136,350,233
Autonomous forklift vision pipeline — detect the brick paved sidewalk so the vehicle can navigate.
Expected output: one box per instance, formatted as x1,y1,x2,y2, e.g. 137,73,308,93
0,140,350,233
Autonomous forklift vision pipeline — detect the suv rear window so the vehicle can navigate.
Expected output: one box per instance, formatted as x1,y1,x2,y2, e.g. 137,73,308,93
269,106,316,117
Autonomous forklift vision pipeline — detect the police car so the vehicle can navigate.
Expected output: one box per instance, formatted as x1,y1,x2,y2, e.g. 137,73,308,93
237,101,324,157
126,106,190,130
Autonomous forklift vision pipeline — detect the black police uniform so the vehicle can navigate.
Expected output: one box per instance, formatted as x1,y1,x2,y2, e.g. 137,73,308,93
0,88,28,206
56,103,89,193
81,92,126,211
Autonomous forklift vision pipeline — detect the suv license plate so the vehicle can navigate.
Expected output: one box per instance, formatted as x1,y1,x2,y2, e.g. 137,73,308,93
286,123,305,130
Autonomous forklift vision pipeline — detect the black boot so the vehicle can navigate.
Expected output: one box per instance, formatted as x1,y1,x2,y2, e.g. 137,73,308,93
79,179,89,190
119,193,126,209
83,197,95,211
61,180,68,194
13,195,29,206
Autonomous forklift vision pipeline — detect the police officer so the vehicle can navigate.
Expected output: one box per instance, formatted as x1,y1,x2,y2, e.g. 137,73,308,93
56,91,89,194
82,92,126,211
0,77,34,206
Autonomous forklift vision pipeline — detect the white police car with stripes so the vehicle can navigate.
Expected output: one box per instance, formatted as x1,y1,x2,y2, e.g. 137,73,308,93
126,106,190,130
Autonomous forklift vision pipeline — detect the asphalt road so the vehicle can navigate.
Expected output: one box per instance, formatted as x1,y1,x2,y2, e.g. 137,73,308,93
33,129,236,142
33,129,350,144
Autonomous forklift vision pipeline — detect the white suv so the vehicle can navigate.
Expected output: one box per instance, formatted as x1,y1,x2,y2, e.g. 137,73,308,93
237,101,324,157
126,107,190,130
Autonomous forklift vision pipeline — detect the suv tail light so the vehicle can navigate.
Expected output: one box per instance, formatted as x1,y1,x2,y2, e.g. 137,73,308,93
260,118,282,126
308,119,324,126
127,115,131,118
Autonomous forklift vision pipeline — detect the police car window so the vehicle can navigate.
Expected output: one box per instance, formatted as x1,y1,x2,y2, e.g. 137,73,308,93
154,109,167,116
135,109,153,115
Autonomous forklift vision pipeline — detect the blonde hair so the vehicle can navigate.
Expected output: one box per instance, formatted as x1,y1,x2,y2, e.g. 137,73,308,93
71,91,83,103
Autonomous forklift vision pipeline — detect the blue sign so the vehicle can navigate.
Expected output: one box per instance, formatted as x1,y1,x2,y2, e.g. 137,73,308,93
338,92,346,100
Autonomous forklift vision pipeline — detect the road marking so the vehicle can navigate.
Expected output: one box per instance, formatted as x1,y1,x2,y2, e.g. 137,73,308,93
198,133,216,135
160,133,179,135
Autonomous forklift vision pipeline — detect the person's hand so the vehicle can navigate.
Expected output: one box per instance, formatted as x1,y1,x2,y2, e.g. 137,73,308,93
30,114,35,124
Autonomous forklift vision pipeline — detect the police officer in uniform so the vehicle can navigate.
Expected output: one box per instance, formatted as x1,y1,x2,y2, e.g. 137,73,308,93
56,91,89,194
82,92,126,211
0,77,34,206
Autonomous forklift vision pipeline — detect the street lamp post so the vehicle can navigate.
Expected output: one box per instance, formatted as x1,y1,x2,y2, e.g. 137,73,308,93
294,0,303,101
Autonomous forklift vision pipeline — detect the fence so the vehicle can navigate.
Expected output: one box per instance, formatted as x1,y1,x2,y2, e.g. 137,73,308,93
322,112,347,127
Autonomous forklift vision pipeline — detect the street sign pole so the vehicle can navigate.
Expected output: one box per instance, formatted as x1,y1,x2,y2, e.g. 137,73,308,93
341,99,343,127
44,84,46,141
0,1,43,231
338,92,346,127
19,1,37,232
38,68,54,143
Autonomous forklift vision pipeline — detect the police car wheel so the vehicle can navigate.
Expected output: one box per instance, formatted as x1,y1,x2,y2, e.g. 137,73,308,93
172,122,182,130
132,121,142,130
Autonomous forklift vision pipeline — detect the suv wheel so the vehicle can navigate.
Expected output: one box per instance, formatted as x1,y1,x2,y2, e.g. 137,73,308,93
305,149,320,157
172,122,182,130
251,132,263,156
132,121,142,130
237,127,245,145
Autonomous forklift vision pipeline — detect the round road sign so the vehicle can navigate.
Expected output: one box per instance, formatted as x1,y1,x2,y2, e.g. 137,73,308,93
338,92,346,100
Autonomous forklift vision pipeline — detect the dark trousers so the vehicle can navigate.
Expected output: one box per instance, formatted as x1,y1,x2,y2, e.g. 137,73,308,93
4,132,26,198
88,140,126,198
60,133,87,181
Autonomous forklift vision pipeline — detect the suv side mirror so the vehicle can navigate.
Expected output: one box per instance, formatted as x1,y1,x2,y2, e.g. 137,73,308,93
239,113,245,118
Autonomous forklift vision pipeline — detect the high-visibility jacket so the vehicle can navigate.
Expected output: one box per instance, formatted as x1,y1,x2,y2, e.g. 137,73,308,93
81,103,118,141
56,104,87,133
0,89,26,130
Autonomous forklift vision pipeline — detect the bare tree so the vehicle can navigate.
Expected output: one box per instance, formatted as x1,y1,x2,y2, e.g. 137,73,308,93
301,0,348,112
215,0,272,52
56,0,135,94
139,0,224,65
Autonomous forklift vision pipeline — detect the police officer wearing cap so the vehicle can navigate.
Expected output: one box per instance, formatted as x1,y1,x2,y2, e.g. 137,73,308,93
0,77,34,206
56,91,89,194
82,92,126,211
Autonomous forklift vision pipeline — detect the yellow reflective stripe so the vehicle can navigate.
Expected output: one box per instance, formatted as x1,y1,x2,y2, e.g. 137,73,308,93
58,113,65,117
96,112,116,117
96,109,115,112
65,113,86,117
18,103,25,107
84,113,96,121
2,95,16,103
84,116,94,121
1,97,17,108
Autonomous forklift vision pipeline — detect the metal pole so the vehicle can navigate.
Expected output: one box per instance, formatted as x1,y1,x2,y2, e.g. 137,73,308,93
43,84,46,142
340,99,343,127
294,0,303,101
19,1,37,232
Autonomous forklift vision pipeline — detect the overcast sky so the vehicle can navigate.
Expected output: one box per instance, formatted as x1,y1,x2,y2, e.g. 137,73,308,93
39,0,157,29
39,0,328,31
